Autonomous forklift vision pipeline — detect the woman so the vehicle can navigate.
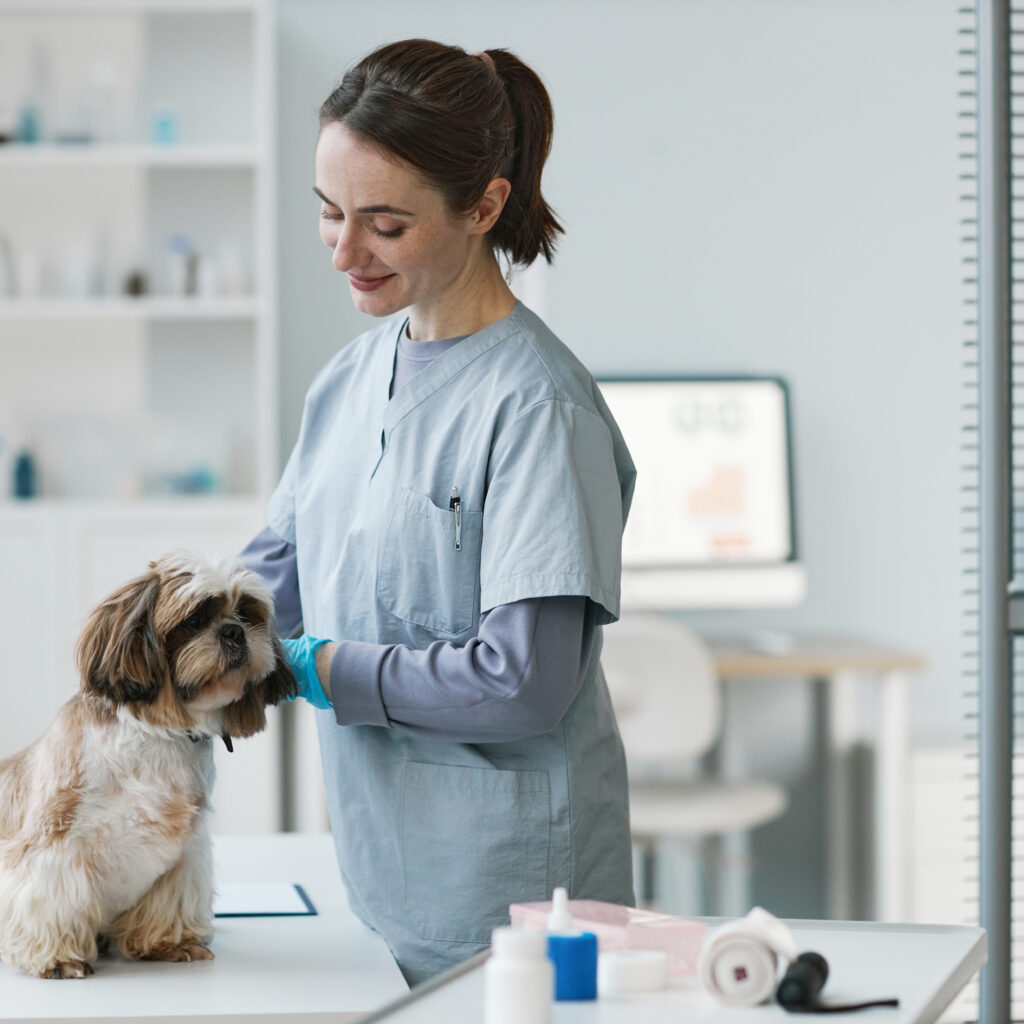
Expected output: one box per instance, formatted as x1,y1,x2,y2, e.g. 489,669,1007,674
243,39,636,985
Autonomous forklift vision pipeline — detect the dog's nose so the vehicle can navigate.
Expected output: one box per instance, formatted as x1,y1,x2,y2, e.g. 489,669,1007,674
220,623,245,646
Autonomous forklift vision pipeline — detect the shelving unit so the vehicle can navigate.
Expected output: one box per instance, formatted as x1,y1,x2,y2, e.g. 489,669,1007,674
0,143,262,166
0,0,282,833
0,296,264,320
0,0,276,501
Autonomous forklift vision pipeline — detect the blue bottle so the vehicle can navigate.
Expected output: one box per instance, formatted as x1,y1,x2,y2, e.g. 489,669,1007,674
546,889,598,1001
17,104,40,144
152,106,178,145
13,450,37,499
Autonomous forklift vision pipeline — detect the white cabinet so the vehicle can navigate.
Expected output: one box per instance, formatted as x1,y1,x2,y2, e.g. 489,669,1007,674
0,513,61,753
0,0,282,833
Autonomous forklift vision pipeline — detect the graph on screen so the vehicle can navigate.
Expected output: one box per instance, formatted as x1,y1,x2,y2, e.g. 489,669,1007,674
599,377,797,570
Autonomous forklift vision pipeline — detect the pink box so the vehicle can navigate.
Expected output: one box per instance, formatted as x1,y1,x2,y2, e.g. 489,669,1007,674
508,899,707,977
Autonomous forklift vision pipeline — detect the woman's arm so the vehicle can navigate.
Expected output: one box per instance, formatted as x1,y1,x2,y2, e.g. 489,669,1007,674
238,526,304,638
316,596,599,743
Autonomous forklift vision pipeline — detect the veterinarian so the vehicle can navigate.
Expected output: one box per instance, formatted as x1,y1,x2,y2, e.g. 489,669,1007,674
241,39,635,987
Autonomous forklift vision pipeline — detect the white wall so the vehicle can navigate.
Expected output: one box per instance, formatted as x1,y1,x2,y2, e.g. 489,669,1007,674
275,0,964,746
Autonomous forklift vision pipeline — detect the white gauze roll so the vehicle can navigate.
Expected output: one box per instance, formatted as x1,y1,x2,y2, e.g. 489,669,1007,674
598,950,670,995
697,907,797,1007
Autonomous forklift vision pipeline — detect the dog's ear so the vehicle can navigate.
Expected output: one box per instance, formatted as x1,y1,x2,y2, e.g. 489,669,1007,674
219,689,266,739
76,572,166,704
220,636,298,739
262,636,300,705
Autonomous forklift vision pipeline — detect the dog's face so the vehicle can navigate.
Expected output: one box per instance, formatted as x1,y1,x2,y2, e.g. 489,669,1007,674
75,552,297,738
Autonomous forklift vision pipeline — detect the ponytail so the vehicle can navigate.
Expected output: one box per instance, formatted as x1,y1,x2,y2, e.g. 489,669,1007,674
485,49,563,266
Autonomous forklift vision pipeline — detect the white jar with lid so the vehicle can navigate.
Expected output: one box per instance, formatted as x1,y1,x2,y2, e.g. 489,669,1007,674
485,927,552,1024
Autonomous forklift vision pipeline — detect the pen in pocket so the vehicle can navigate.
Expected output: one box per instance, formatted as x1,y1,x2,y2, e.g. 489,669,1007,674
449,487,462,551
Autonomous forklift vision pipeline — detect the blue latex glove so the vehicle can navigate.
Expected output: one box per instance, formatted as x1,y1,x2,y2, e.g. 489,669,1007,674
281,636,332,709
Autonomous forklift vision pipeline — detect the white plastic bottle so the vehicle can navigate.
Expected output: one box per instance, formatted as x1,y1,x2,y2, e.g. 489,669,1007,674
485,927,553,1024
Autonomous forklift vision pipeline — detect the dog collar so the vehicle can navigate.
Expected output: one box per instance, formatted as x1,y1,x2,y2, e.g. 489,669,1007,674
183,729,233,752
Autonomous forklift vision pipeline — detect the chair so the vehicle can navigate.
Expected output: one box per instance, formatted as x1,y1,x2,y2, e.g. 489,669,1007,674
601,613,788,914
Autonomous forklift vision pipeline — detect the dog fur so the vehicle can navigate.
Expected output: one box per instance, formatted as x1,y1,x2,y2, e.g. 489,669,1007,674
0,552,296,978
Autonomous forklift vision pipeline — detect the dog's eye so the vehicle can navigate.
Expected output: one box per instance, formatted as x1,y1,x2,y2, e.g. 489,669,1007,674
237,597,267,627
184,598,218,631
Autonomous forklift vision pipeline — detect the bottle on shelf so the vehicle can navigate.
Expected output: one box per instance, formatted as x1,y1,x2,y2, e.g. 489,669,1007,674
12,449,38,500
0,236,15,300
151,105,178,146
167,235,197,296
17,39,51,144
0,98,17,145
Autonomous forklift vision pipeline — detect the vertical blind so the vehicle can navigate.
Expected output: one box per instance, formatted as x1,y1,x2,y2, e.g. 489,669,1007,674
1011,9,1024,1019
1010,3,1023,1013
958,0,982,1015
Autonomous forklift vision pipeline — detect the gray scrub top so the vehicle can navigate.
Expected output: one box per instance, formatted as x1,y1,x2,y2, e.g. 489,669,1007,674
267,302,637,983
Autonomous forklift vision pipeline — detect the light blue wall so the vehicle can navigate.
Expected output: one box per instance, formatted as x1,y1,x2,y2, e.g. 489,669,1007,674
275,0,963,746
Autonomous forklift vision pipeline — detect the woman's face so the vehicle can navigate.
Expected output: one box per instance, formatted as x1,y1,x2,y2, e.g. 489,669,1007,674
314,122,479,326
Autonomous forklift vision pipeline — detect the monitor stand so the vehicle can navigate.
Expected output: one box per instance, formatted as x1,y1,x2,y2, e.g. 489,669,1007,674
619,563,807,611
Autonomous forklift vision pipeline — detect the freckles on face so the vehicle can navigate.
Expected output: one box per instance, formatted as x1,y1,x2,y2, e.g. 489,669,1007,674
313,122,474,320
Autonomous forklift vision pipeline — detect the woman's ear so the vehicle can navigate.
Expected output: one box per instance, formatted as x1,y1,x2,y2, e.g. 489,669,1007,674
76,573,166,704
470,177,512,235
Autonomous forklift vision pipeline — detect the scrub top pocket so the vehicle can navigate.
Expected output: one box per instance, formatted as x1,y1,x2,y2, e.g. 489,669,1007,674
401,761,551,944
377,488,482,637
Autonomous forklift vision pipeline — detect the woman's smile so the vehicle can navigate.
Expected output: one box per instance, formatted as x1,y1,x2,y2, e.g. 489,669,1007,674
347,272,396,292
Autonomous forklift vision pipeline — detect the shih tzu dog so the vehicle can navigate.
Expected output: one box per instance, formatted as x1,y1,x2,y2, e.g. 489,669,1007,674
0,552,296,979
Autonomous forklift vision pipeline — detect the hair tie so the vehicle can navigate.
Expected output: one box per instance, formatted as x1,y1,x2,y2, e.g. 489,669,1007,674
470,50,496,74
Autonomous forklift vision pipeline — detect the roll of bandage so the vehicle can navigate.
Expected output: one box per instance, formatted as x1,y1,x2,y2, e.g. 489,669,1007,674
697,908,797,1008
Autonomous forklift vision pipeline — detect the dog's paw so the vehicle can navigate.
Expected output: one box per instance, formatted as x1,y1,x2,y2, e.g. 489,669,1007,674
142,942,214,963
41,960,94,979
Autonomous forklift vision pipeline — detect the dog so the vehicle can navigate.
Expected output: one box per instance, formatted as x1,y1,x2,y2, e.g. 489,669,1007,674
0,552,297,978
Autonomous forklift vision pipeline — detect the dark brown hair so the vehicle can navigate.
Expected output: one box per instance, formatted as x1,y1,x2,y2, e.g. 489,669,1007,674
318,39,563,266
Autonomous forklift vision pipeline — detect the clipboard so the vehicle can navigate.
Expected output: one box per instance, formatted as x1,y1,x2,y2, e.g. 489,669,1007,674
214,882,317,917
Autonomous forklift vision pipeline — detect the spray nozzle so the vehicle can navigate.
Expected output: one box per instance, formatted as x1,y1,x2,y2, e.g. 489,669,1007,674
547,887,574,934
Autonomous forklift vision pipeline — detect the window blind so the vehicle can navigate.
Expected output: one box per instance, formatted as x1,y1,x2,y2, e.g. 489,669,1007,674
958,3,981,1019
958,0,983,1015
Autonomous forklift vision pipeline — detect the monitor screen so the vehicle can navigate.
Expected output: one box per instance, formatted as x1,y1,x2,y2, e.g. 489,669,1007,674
598,377,803,608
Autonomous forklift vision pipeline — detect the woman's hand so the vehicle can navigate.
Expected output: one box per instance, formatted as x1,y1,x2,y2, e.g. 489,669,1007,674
281,636,336,708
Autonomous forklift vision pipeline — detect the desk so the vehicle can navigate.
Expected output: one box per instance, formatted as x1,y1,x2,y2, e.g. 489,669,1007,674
361,920,985,1023
706,636,926,922
0,834,408,1024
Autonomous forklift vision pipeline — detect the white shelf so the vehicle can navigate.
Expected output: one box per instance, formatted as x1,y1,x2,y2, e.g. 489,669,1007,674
0,495,263,519
0,296,263,321
0,144,262,168
0,1,258,12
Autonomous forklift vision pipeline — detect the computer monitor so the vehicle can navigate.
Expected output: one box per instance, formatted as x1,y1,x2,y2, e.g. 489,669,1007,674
598,375,807,609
